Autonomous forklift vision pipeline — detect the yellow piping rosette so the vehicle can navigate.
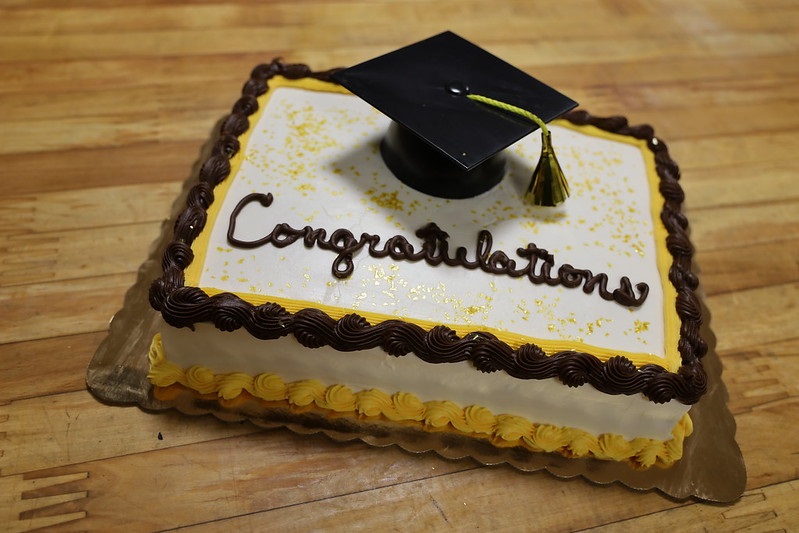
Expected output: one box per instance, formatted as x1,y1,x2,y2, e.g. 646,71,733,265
218,372,255,400
463,405,496,434
356,389,393,418
389,392,426,421
286,379,324,407
253,373,287,401
424,401,465,430
322,384,358,412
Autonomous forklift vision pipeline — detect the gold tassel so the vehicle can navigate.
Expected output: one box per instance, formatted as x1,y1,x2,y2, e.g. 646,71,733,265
526,130,569,206
467,94,570,206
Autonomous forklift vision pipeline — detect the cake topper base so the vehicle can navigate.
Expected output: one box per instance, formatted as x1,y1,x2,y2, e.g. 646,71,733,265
380,122,505,198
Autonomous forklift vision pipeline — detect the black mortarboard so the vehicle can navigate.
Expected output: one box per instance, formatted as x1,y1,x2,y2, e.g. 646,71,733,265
332,31,577,199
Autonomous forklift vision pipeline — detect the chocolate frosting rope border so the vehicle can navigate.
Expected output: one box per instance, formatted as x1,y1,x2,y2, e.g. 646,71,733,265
148,60,708,405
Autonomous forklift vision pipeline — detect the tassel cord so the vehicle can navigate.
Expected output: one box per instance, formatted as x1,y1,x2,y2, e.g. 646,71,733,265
466,94,549,137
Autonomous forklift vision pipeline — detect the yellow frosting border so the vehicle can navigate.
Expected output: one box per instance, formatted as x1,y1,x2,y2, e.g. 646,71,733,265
148,334,691,469
185,76,680,372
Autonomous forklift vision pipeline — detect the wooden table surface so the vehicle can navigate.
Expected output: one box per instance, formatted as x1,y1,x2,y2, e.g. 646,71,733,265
2,0,798,531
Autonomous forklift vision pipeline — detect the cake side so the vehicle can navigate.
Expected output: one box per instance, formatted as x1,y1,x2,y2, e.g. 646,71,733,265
149,333,692,468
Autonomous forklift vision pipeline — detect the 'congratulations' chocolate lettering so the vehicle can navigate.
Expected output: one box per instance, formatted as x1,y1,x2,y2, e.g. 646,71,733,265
227,192,649,307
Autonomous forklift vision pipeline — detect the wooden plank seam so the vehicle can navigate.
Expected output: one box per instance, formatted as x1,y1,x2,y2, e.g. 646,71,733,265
0,470,88,533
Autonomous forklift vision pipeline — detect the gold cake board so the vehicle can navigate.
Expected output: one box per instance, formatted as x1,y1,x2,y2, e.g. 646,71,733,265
86,140,745,503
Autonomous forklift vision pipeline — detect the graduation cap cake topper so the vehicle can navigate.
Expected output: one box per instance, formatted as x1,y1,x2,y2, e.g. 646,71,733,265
332,31,578,204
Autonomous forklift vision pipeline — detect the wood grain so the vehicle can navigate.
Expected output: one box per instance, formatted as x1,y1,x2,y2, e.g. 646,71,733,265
2,0,798,530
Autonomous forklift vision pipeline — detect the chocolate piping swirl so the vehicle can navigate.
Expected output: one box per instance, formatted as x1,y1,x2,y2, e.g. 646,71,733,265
149,60,707,405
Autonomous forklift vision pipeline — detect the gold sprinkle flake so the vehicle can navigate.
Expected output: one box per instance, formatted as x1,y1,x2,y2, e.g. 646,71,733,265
295,183,316,195
367,189,404,211
582,318,610,336
634,320,650,333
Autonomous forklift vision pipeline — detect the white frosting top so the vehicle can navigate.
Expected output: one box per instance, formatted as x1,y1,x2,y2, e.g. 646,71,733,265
188,81,675,364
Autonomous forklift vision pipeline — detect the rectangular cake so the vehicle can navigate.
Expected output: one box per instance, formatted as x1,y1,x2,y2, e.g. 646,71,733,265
148,60,707,469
